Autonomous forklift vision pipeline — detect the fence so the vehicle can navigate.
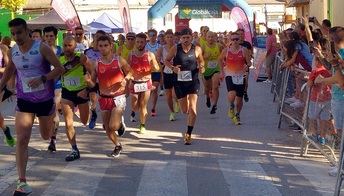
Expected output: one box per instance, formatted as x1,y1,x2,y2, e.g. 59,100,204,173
271,53,339,167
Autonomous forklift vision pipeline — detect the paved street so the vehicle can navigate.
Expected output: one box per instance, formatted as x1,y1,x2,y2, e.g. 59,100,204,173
0,75,338,196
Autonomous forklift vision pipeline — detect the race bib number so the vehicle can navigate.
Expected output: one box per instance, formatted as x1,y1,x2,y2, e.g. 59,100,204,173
22,77,45,93
178,71,192,82
208,60,218,69
113,95,126,109
64,76,81,87
232,75,244,85
164,66,173,74
134,82,149,93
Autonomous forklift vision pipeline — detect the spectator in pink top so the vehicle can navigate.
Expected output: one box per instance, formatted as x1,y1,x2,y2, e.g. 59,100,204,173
265,28,279,82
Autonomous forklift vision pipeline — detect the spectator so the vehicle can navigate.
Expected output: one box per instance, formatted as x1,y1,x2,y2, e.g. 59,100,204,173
265,28,279,82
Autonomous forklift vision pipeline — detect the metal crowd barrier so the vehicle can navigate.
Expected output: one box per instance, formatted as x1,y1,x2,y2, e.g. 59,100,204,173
270,59,338,166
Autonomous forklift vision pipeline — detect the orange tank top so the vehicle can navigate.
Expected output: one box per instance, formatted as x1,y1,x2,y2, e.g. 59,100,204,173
97,57,125,97
225,47,246,75
130,52,151,79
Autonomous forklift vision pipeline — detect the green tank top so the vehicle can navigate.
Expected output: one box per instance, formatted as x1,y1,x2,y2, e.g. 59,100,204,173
203,43,221,77
60,52,87,91
121,44,133,60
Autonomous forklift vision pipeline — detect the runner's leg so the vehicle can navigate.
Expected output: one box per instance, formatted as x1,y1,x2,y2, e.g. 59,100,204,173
15,112,34,181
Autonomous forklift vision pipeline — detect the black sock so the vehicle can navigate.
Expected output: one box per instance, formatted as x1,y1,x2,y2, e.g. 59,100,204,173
131,111,135,117
236,112,240,116
187,126,193,135
51,136,56,140
140,124,145,128
230,103,235,109
3,127,12,139
160,86,164,90
213,104,217,108
92,109,97,116
72,145,78,151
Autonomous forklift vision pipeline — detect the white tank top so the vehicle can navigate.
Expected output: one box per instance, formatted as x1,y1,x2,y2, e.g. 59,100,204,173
145,42,160,54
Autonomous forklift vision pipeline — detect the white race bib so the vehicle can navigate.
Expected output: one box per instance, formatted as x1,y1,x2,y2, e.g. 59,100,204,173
163,66,173,74
22,77,45,93
207,60,218,69
63,76,81,87
113,95,126,109
232,75,244,85
134,82,149,93
177,71,192,81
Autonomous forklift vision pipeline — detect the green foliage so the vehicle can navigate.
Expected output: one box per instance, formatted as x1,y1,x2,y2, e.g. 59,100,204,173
0,0,27,12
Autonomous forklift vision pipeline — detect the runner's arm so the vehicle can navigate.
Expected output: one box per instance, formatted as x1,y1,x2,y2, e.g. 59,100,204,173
84,60,97,88
0,45,9,74
243,48,252,68
149,52,160,72
80,53,93,74
40,43,64,81
218,49,227,76
119,56,133,81
0,48,16,90
164,45,177,69
156,46,163,64
195,45,205,73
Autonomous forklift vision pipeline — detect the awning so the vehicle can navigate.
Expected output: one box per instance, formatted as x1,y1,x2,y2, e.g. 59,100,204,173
286,0,310,7
27,9,66,29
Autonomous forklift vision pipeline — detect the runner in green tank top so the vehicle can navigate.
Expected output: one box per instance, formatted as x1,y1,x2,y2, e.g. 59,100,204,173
202,31,223,114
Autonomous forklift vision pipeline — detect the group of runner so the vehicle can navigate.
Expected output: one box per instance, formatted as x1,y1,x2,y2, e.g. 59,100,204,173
0,18,253,195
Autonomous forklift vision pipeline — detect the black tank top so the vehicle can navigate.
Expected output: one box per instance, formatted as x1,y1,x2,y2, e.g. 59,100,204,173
173,44,198,80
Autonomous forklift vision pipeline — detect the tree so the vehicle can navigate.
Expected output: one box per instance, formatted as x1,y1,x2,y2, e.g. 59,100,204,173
0,0,27,18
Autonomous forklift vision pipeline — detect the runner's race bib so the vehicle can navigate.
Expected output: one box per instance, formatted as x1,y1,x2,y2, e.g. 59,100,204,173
134,82,149,93
113,95,126,109
178,71,192,82
207,60,218,69
232,75,244,85
164,66,173,74
64,76,81,87
22,77,45,93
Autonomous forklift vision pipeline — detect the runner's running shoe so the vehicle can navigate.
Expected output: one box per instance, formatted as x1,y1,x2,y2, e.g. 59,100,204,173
206,97,211,108
210,105,217,114
110,145,122,158
139,124,146,134
88,110,97,129
13,180,32,196
65,149,80,162
184,133,192,145
227,108,235,119
130,111,137,122
244,92,249,102
169,112,176,121
47,139,56,152
117,122,126,137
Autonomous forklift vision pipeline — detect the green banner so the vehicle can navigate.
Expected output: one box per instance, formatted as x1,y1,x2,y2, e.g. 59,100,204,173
179,5,222,19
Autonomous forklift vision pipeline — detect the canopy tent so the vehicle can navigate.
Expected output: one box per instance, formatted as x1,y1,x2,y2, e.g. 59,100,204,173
27,9,66,30
87,13,124,33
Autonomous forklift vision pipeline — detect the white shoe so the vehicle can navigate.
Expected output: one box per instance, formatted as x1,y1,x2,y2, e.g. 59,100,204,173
328,166,338,177
290,100,304,108
263,79,272,83
285,97,298,104
159,90,165,96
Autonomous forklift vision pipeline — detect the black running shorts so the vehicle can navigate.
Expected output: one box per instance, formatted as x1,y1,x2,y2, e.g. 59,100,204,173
225,76,245,98
16,98,55,117
174,79,200,99
62,88,89,106
163,73,175,89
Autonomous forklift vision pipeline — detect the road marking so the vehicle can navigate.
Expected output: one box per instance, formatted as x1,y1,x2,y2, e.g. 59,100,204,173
219,159,282,196
41,160,111,196
289,159,335,196
136,160,187,196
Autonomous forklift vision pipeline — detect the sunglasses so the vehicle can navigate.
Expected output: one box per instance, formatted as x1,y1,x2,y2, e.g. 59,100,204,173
231,38,239,41
75,33,83,36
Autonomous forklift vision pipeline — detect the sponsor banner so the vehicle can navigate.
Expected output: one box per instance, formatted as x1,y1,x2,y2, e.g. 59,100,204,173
52,0,81,31
230,7,252,45
118,0,132,34
179,5,222,19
